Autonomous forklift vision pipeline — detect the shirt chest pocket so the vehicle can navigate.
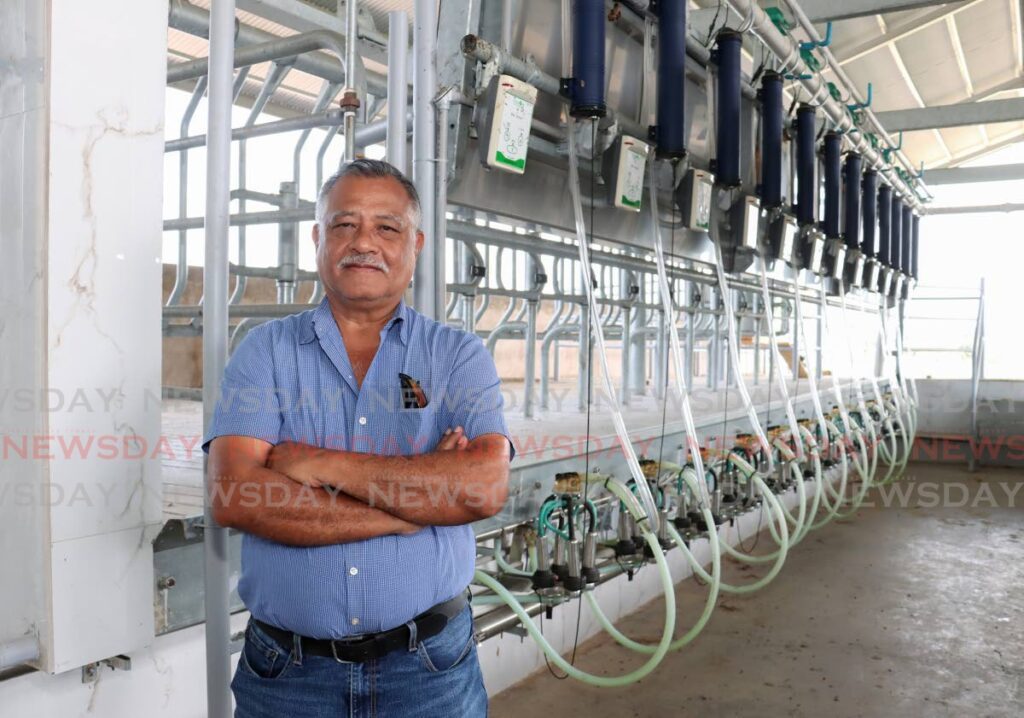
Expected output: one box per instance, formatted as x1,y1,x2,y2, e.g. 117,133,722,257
379,405,438,456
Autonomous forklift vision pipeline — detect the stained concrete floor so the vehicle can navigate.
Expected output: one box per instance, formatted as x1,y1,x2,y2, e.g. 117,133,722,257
490,462,1024,718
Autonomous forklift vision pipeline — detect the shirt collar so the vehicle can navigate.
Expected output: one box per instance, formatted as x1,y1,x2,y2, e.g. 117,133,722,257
389,298,411,345
301,296,409,346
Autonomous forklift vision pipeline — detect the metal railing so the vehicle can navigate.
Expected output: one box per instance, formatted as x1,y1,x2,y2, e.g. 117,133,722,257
903,280,986,469
969,279,986,470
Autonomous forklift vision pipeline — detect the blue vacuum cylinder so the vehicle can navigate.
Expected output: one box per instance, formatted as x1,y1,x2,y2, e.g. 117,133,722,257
843,153,862,248
901,204,913,274
571,0,606,118
877,184,892,264
714,29,743,187
656,0,687,158
861,169,878,256
822,133,841,238
795,104,817,226
890,197,903,271
759,71,784,207
912,214,920,280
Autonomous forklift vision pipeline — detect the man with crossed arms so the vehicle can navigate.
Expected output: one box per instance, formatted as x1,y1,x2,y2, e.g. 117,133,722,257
205,159,512,717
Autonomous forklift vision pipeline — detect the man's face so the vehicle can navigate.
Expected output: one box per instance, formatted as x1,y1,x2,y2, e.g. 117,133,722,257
313,175,424,308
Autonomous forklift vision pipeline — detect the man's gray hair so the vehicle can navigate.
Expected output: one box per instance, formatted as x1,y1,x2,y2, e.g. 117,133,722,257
315,158,422,231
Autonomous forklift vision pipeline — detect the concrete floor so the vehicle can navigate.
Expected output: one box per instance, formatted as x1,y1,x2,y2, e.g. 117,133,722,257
490,462,1024,718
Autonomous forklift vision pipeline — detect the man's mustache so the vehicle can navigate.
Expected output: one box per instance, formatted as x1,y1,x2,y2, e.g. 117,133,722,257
338,253,390,274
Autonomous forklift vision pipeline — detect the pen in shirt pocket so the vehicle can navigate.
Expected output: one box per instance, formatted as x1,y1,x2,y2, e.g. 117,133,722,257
398,373,429,409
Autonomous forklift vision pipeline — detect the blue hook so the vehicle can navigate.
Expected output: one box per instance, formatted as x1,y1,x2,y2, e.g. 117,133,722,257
847,82,872,111
881,131,903,163
799,21,832,52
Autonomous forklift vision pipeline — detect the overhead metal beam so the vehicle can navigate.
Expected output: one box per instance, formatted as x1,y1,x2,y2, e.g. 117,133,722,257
837,0,985,66
925,163,1024,184
797,0,962,23
928,202,1024,214
238,0,354,34
875,98,1024,130
235,0,388,61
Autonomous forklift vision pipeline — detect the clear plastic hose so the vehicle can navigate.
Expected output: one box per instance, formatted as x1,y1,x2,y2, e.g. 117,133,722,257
710,239,775,473
471,477,676,686
565,117,661,531
836,282,880,487
792,283,830,452
756,257,806,462
877,300,906,415
817,282,854,437
681,453,790,593
647,160,710,506
585,469,721,652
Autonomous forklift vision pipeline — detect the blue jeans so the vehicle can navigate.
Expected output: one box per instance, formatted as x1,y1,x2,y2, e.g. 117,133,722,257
232,605,487,717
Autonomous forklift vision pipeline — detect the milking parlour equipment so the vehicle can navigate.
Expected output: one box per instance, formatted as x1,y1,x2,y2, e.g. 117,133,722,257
436,0,921,686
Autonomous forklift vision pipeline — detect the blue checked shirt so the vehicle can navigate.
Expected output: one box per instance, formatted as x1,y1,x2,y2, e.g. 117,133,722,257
203,297,512,639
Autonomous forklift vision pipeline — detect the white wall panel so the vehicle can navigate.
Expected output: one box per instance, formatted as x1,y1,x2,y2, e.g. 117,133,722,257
0,0,50,666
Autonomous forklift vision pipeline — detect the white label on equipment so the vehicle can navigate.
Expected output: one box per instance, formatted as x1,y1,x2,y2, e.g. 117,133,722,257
695,179,712,230
493,92,533,172
618,142,647,210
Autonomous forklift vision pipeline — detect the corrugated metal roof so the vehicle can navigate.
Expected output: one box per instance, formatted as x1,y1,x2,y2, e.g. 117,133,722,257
169,0,1023,171
169,0,410,116
169,2,334,116
815,0,1024,170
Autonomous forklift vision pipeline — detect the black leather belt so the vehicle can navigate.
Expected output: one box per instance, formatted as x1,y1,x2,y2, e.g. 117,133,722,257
251,592,468,663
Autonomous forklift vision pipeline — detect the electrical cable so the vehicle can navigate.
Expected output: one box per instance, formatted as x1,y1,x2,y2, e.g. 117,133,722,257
569,117,602,669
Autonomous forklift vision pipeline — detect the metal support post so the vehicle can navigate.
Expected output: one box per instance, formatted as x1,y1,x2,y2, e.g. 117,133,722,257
202,2,234,716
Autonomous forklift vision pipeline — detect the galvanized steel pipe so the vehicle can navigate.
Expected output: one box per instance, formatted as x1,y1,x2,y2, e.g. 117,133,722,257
387,11,409,173
413,0,438,318
460,34,647,139
0,635,38,673
202,1,234,714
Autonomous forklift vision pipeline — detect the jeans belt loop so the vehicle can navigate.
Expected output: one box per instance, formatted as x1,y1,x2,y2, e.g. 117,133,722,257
405,618,419,652
292,631,303,666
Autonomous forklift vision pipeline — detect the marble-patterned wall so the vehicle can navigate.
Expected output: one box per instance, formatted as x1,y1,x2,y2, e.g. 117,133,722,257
42,0,169,673
1,0,169,674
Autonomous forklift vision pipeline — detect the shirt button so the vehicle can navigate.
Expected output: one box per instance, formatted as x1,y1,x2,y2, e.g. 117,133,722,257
349,567,358,576
351,618,360,626
358,416,367,426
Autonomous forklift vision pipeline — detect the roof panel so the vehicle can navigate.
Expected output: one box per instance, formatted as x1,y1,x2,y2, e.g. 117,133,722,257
984,120,1024,138
827,16,886,57
843,51,922,111
883,6,951,28
955,0,1016,83
902,129,949,166
894,22,968,105
825,0,1023,172
938,125,988,153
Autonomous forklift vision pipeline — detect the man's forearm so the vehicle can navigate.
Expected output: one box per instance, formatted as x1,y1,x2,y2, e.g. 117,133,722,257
214,466,420,547
299,437,509,525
